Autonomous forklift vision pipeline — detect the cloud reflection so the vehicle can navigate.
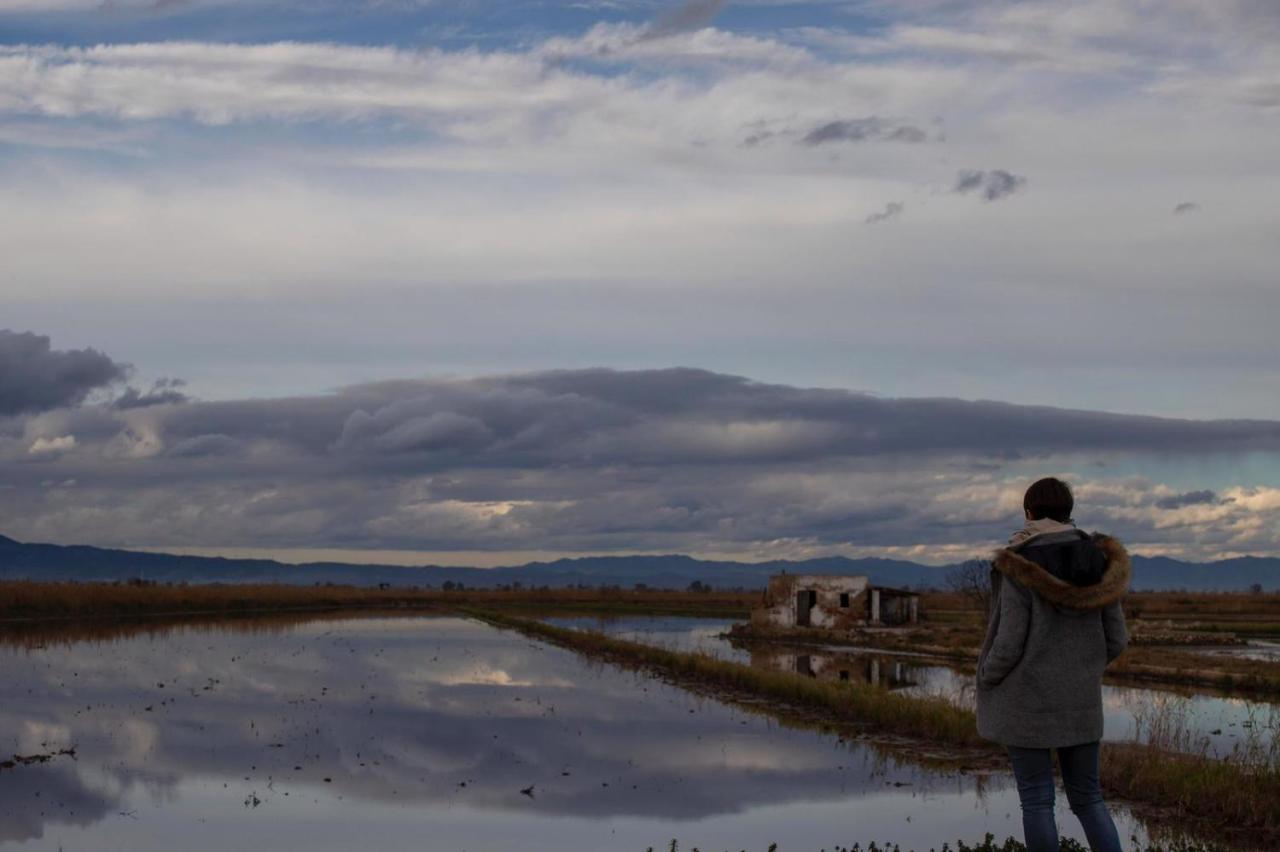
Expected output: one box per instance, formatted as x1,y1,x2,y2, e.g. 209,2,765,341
0,615,999,847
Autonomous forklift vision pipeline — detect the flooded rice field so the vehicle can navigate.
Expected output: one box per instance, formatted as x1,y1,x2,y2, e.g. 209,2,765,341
546,616,1280,761
0,615,1175,851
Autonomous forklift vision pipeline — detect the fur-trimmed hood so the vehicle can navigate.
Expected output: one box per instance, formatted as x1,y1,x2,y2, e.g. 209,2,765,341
991,533,1131,611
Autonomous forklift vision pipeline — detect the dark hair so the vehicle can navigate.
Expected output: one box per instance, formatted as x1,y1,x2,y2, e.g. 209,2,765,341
1023,477,1074,522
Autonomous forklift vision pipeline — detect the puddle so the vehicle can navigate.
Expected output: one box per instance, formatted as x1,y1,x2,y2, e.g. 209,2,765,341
0,615,1181,851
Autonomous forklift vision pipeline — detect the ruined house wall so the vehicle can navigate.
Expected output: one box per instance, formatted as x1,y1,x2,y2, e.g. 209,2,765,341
755,574,870,628
751,574,920,630
750,574,800,628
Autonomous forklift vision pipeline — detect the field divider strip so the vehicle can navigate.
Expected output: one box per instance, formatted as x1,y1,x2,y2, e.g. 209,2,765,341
469,609,1280,844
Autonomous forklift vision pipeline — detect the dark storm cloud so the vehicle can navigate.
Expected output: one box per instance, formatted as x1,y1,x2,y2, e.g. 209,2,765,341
801,118,928,145
1155,489,1222,509
5,366,1280,554
954,169,1026,201
865,201,904,224
112,377,189,409
0,329,127,416
645,0,726,39
17,367,1280,469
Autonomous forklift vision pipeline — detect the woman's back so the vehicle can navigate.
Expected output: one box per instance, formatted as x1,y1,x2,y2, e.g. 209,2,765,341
976,531,1129,749
984,478,1130,852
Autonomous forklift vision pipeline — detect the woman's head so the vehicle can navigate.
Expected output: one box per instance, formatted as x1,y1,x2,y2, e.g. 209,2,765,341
1023,477,1074,522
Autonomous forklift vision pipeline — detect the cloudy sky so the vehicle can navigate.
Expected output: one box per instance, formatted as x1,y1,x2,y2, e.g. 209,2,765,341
2,0,1278,565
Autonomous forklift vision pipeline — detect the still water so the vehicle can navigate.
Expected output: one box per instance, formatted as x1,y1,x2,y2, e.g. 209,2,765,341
546,616,1280,761
0,615,1162,851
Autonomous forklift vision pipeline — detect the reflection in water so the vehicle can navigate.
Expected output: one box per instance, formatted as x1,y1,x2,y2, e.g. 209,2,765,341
0,615,1161,851
752,647,923,691
550,616,1280,762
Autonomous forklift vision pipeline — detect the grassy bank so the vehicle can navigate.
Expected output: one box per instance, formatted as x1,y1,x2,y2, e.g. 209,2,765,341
473,609,984,747
1110,647,1280,695
1102,742,1280,839
476,612,1280,843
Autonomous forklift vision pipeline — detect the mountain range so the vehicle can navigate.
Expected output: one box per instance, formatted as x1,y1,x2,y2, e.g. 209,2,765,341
0,534,1276,592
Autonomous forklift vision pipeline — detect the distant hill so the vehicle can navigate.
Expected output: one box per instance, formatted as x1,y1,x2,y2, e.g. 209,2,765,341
0,534,1275,591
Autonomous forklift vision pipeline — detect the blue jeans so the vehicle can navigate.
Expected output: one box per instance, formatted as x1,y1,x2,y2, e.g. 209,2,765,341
1006,741,1122,852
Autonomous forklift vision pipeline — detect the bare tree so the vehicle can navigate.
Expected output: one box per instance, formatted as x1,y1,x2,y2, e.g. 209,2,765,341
947,559,994,617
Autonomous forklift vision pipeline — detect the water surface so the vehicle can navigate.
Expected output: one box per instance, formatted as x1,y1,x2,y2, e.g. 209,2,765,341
0,615,1168,851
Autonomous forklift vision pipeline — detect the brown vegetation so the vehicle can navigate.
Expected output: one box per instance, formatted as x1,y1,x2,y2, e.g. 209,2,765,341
0,580,756,622
0,580,444,621
1102,695,1280,841
473,610,985,747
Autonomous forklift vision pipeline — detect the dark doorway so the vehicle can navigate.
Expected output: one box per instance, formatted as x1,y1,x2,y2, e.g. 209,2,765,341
795,589,816,626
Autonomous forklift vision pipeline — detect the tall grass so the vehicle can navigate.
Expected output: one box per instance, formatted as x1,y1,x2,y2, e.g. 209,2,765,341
473,610,984,747
0,580,448,620
1102,741,1280,838
0,580,756,622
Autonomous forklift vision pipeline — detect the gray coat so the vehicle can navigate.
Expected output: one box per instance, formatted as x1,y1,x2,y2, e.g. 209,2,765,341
975,532,1130,749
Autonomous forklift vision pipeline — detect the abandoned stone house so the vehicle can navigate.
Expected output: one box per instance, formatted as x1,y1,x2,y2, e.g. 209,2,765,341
751,573,920,630
749,647,922,690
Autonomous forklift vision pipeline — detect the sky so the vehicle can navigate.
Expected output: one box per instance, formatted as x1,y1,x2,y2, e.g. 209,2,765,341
1,0,1279,565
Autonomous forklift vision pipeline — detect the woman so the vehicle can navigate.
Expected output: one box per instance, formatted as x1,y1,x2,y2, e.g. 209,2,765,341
976,477,1130,852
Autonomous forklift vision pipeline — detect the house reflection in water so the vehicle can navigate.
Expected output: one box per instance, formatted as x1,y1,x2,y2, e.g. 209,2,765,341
747,647,923,690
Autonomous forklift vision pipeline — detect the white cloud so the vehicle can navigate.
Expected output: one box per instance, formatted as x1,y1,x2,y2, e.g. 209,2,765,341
538,21,812,66
1,0,1279,431
28,434,76,455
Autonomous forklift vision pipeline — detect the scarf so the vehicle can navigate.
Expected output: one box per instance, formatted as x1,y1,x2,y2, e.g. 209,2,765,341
1009,517,1077,547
